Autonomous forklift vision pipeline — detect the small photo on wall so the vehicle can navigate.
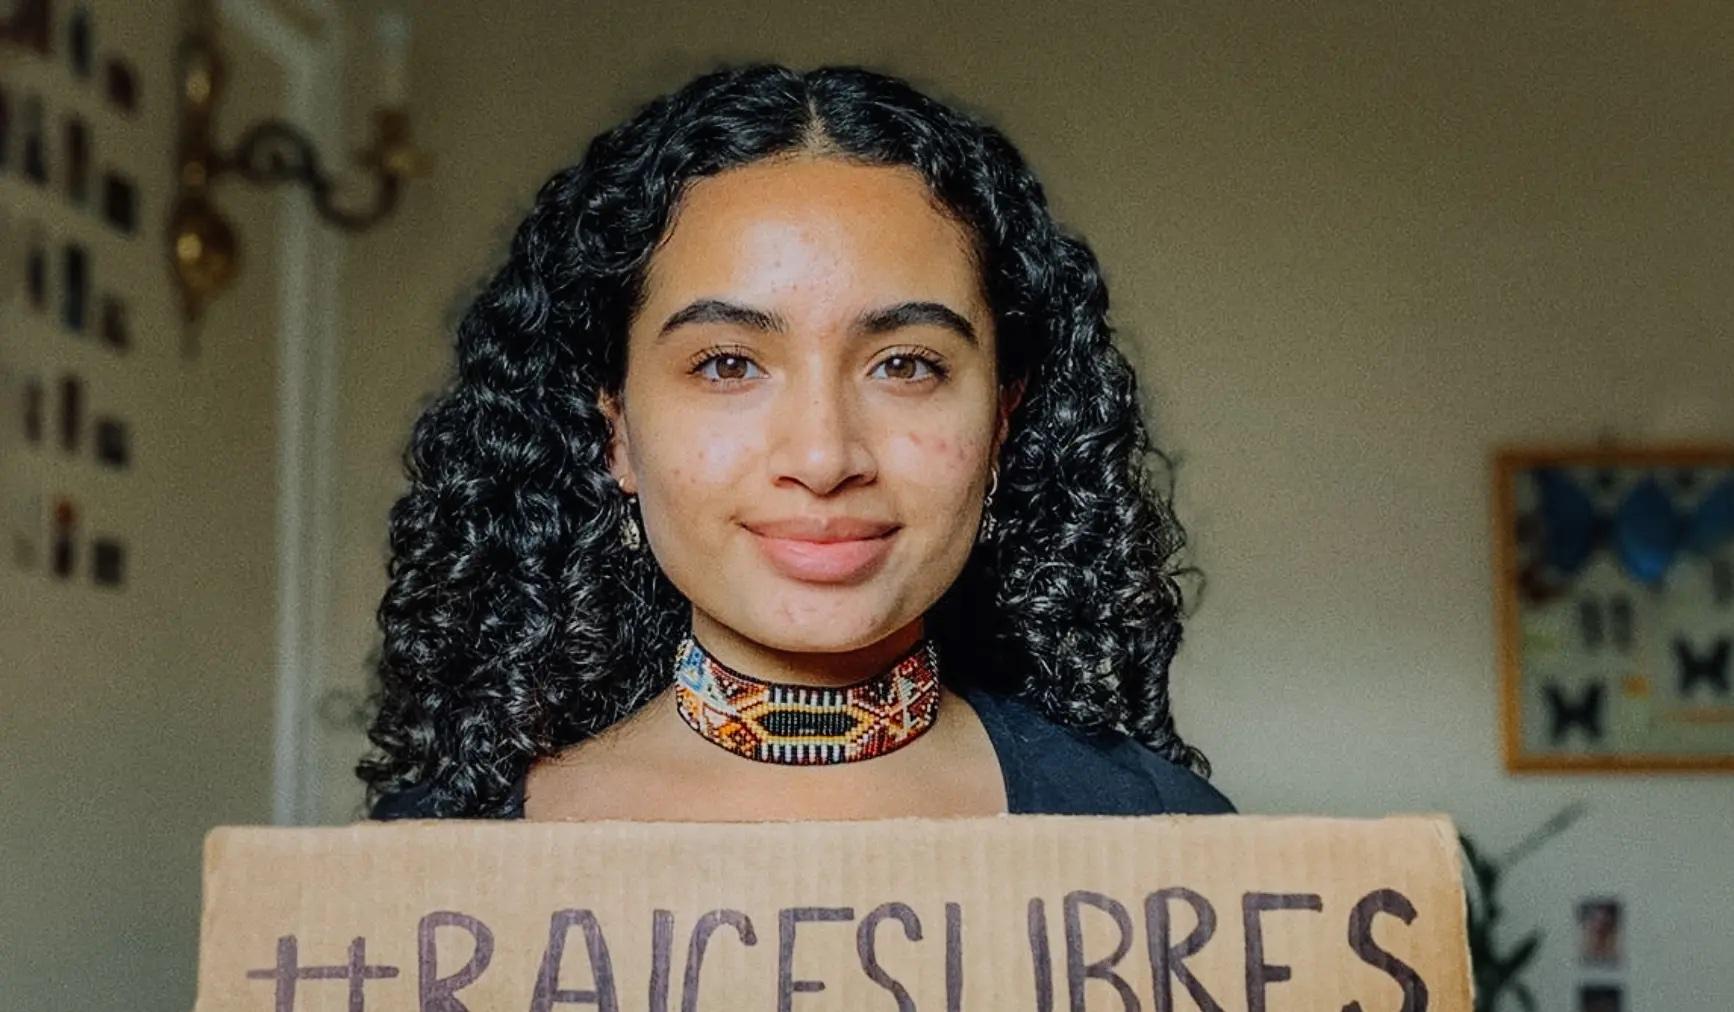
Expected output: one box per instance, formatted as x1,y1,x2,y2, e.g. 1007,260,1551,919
99,295,130,349
61,242,88,332
1577,896,1622,967
94,415,128,468
92,536,125,587
58,373,83,452
22,93,46,184
0,82,12,170
51,497,77,579
65,115,90,205
23,376,43,444
1578,984,1622,1012
103,56,138,114
0,0,54,53
68,5,94,79
101,171,136,234
26,229,48,309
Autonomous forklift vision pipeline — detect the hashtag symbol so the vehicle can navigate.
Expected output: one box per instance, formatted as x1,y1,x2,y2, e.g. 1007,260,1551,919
246,936,400,1010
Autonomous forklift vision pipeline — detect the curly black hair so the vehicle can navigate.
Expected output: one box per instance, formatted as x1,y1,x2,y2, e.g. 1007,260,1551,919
356,61,1211,818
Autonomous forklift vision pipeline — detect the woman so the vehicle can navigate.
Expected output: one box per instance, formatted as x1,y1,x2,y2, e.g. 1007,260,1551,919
360,62,1232,822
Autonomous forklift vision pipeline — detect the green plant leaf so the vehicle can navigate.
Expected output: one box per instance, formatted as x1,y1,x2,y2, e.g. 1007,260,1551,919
1496,933,1540,976
1458,833,1500,899
1512,980,1538,1011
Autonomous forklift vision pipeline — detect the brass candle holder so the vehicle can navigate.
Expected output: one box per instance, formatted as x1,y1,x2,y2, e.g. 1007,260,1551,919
168,7,430,328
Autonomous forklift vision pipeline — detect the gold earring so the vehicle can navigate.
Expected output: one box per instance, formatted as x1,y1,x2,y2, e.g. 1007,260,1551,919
620,493,643,551
977,466,999,544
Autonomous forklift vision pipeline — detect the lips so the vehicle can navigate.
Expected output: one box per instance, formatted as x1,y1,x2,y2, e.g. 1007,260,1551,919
743,517,900,584
743,516,899,542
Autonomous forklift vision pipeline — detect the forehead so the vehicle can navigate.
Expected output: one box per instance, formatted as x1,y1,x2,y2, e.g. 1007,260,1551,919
640,156,985,313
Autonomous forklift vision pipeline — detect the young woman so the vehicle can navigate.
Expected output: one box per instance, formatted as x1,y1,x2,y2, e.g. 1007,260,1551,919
360,63,1232,822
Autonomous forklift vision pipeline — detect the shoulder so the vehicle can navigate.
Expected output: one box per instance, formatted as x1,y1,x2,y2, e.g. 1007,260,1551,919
366,778,527,820
964,687,1235,817
368,781,440,820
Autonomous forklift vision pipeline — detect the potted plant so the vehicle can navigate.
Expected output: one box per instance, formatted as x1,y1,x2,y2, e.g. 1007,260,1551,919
1458,802,1587,1012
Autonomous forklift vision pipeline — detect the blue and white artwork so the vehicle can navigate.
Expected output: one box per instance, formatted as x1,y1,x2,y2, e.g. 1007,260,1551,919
1498,449,1734,770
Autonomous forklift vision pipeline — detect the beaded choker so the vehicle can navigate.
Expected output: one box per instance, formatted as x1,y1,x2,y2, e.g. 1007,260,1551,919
671,632,942,764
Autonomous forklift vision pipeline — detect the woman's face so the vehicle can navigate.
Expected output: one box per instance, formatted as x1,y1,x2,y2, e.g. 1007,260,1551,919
603,154,1020,657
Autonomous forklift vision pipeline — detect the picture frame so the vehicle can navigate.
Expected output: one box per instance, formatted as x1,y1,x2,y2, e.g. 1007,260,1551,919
1576,896,1623,968
1492,444,1734,772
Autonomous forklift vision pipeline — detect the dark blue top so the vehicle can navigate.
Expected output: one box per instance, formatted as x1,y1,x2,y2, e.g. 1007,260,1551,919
369,684,1233,819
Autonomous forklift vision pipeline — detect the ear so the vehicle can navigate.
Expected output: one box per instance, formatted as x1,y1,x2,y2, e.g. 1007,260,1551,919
596,388,638,495
994,377,1027,454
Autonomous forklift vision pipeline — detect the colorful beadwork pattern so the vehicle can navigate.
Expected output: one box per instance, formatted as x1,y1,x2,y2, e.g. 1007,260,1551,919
671,633,941,764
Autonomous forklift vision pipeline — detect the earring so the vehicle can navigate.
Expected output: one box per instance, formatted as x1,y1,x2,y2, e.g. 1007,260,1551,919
620,493,643,551
977,465,1000,544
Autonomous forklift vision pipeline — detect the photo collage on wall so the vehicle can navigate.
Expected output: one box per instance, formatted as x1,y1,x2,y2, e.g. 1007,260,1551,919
1494,447,1734,771
2,0,141,589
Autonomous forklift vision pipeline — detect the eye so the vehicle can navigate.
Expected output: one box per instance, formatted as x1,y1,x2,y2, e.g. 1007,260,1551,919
872,350,950,383
687,345,951,387
689,348,766,385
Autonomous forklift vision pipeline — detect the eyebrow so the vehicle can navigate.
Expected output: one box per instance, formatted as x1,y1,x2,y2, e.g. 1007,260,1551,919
655,298,978,346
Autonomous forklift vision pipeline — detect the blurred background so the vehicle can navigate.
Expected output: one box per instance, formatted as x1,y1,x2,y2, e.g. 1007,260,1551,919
2,0,1730,1008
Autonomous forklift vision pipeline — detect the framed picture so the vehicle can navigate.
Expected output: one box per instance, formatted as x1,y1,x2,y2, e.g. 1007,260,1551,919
1576,896,1623,968
1493,444,1734,772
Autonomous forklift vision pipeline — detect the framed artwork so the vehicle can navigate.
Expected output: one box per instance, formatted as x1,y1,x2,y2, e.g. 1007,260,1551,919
1493,444,1734,772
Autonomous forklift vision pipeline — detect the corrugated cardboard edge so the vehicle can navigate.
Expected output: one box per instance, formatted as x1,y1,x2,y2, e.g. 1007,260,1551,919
331,810,1463,832
1417,812,1477,1010
204,811,1477,873
203,810,1473,861
198,825,236,962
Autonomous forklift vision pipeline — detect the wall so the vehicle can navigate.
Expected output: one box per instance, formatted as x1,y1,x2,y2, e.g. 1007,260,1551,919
0,3,273,1006
1,1,347,1007
324,1,1733,1008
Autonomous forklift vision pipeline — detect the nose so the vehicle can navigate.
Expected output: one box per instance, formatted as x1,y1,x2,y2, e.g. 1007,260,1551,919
764,369,877,496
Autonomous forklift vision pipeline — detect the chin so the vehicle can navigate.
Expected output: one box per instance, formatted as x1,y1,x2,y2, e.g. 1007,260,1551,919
721,592,911,654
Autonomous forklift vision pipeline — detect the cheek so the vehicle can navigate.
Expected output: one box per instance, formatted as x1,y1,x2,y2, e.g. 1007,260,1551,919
895,430,989,498
644,421,759,495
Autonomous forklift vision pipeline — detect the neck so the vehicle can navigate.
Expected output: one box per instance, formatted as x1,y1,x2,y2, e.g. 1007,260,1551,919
688,608,926,689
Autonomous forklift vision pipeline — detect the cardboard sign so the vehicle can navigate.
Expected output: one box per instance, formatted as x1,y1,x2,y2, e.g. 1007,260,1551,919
195,814,1472,1011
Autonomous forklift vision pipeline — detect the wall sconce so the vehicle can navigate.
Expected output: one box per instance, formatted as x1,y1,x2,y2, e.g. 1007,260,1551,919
168,3,429,326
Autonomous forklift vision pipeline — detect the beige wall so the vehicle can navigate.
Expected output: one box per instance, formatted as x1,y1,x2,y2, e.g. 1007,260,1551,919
2,2,295,1008
320,1,1734,1008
